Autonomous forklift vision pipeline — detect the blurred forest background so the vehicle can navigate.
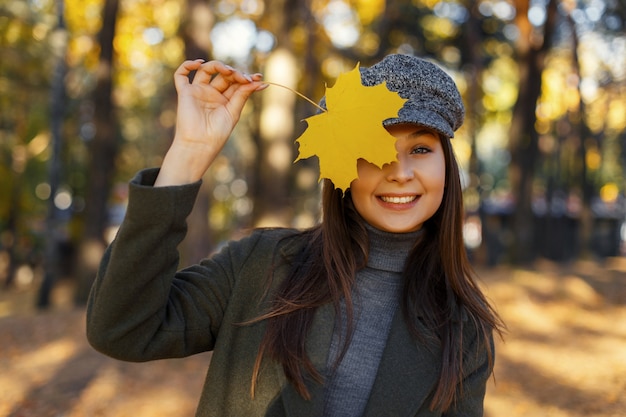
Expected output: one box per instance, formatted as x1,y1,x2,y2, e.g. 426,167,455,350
1,0,625,305
1,1,626,416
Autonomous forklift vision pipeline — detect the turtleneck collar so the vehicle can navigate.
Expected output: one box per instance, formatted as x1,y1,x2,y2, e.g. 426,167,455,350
364,222,421,273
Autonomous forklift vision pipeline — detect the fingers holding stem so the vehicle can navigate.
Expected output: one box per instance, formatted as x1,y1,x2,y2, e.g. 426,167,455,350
175,59,261,93
160,60,315,188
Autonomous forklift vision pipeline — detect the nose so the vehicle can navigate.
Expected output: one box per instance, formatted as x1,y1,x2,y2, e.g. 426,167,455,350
385,156,415,183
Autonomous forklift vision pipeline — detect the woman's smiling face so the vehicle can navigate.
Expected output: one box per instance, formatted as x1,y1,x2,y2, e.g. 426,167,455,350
349,124,446,233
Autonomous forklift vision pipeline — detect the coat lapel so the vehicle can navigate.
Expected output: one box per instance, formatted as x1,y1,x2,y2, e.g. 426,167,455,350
274,302,335,417
363,311,441,417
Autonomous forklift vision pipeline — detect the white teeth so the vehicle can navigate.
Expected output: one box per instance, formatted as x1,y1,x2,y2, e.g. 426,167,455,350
380,195,416,204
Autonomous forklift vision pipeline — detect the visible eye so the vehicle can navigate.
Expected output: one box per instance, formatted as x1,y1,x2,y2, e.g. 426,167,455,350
410,146,431,155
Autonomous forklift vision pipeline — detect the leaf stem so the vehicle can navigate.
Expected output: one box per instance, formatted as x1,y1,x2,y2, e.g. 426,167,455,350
263,81,327,113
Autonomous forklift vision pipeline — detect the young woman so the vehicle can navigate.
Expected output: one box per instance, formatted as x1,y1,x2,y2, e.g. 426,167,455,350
87,54,504,417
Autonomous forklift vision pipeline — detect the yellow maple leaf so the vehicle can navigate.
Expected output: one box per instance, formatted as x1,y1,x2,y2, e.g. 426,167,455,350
294,63,407,191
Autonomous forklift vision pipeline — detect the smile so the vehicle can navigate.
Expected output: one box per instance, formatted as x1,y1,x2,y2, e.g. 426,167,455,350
379,195,417,204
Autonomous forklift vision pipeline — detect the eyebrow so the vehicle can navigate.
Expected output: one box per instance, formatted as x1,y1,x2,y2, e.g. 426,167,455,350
407,128,437,139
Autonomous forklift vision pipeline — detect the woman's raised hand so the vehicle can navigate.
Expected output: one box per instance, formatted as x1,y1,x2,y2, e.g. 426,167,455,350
156,60,266,186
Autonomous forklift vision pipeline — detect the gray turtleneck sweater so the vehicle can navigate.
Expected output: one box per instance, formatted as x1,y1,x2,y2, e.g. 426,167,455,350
323,224,419,417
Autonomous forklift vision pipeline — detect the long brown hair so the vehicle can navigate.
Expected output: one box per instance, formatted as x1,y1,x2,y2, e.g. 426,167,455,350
251,135,504,411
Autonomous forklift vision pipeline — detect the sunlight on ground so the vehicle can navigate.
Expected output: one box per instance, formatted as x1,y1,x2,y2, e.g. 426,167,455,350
0,260,625,417
0,338,78,415
482,261,626,417
68,369,202,417
0,303,209,417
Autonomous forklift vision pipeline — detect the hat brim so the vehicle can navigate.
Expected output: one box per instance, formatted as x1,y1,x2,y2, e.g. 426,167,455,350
382,108,455,138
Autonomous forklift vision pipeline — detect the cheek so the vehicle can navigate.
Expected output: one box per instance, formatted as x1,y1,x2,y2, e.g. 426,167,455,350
426,160,447,206
352,161,383,194
355,159,381,179
349,179,372,206
348,184,369,222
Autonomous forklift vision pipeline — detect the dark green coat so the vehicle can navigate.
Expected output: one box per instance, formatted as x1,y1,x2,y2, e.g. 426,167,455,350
87,169,493,417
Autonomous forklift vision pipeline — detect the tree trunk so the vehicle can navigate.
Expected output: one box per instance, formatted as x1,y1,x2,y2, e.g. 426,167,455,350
3,176,20,289
252,48,299,227
36,0,67,308
565,8,594,259
74,0,120,305
4,127,26,289
250,0,303,227
507,0,558,264
462,2,488,264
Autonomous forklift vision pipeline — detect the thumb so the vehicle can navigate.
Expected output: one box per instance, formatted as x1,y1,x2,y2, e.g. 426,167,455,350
224,82,266,123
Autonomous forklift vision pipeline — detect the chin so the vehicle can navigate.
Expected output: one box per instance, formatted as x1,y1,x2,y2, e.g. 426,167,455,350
377,223,421,233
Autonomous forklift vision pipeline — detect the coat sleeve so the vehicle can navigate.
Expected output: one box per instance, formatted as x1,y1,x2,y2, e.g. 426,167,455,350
86,168,265,362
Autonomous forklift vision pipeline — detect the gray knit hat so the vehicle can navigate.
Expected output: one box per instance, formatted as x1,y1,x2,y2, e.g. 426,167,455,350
321,54,465,138
362,54,464,137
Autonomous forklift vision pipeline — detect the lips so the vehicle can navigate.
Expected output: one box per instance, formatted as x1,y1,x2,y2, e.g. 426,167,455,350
379,195,418,204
